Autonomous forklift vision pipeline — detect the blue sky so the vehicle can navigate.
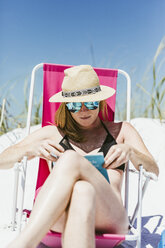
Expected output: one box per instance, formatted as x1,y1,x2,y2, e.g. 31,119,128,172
0,0,165,117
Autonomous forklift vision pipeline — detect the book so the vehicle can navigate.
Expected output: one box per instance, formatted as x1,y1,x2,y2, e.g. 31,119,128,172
84,153,110,183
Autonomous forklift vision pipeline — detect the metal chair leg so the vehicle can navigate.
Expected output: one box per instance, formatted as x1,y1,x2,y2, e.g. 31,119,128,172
11,163,20,231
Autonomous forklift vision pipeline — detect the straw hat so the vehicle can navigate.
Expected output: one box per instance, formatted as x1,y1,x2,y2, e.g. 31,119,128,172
49,65,115,103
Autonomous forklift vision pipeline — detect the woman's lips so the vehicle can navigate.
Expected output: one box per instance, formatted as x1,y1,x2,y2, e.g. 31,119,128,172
80,116,91,120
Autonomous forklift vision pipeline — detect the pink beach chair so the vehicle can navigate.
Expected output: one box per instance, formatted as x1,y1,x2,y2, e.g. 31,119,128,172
11,63,154,248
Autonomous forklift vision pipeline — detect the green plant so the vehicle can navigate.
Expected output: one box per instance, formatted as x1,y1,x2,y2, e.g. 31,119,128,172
19,76,42,126
0,99,7,134
137,36,165,120
0,76,42,135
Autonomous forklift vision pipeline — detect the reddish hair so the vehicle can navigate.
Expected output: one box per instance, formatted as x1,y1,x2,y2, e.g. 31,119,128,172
55,100,108,142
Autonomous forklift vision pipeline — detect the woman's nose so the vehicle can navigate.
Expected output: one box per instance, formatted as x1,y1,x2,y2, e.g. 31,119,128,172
80,103,88,112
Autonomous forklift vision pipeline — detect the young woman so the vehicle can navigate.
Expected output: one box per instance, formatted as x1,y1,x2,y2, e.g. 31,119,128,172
3,65,159,248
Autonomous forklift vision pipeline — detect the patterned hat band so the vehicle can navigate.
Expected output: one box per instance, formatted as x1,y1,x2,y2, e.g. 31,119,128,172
62,86,101,98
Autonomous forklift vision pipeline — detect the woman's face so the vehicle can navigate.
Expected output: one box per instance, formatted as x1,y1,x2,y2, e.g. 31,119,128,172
69,102,100,128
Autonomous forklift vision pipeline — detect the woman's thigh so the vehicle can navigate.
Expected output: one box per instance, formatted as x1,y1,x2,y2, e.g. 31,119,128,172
42,151,128,234
35,187,67,233
50,177,128,234
76,154,128,233
81,171,128,234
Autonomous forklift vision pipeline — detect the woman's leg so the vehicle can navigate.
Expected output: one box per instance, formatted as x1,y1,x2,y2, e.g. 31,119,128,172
7,151,82,248
7,150,128,248
62,181,96,248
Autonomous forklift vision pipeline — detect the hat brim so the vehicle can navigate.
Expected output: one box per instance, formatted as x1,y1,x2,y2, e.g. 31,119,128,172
49,85,115,103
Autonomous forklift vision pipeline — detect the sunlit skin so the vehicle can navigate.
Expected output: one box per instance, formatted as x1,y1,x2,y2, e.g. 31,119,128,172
3,102,159,248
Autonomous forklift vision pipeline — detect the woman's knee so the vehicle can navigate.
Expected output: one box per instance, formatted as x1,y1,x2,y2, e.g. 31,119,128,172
73,181,96,198
70,181,96,216
54,150,85,178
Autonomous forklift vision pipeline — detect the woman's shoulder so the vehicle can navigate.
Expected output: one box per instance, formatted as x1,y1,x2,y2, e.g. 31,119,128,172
110,121,137,141
104,120,123,128
35,125,62,139
104,120,135,143
120,121,136,134
104,121,134,131
42,124,58,132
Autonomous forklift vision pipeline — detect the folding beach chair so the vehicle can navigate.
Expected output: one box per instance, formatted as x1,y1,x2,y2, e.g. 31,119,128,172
11,63,156,248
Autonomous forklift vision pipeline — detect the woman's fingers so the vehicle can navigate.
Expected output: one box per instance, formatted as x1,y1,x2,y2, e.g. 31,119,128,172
28,139,65,161
44,143,62,156
39,147,51,160
40,141,64,161
50,152,59,160
48,140,65,153
104,152,117,166
115,152,125,165
104,144,130,169
104,147,122,165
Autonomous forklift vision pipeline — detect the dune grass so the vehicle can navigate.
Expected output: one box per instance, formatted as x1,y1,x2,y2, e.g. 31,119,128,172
137,36,165,120
115,37,165,121
0,77,42,135
0,37,165,135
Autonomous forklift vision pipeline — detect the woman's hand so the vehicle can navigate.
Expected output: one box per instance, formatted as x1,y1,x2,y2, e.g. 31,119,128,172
103,144,131,169
23,139,64,162
18,126,65,162
0,126,64,169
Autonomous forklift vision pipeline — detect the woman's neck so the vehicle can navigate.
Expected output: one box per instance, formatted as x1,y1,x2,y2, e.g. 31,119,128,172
80,117,102,133
78,118,106,142
70,118,107,153
80,117,103,139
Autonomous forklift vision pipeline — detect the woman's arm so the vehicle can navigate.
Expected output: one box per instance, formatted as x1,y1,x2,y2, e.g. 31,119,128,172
0,143,26,169
104,122,159,176
0,125,64,169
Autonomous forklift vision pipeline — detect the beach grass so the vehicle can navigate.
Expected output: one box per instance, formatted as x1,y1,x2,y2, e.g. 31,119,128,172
0,77,42,135
137,36,165,120
115,36,165,121
0,37,165,135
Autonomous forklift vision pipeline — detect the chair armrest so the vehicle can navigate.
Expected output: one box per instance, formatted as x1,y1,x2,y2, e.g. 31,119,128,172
142,169,158,181
129,168,158,181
